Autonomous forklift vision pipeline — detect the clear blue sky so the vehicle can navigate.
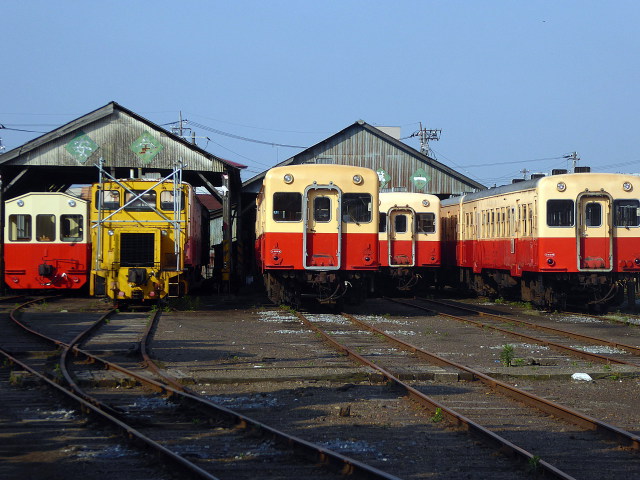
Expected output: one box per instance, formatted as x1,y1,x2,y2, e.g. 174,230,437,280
2,1,639,186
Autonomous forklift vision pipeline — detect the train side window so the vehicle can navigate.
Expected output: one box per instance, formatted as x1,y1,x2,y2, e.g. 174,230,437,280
96,190,120,210
125,190,157,211
36,214,56,242
614,200,640,227
585,203,602,227
394,214,407,233
273,192,302,222
61,214,83,242
547,200,574,227
342,193,372,223
378,212,387,232
313,196,331,222
160,191,185,211
417,213,435,233
8,214,32,241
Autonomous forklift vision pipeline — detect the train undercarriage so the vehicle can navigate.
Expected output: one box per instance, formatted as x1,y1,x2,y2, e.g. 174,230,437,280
263,271,373,307
452,267,638,311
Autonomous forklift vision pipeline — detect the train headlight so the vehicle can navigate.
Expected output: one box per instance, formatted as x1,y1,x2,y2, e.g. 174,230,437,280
283,173,294,184
17,200,24,207
547,258,556,266
352,174,363,185
635,258,640,266
556,182,566,192
108,229,114,236
422,199,430,207
161,230,168,236
68,200,76,207
623,182,633,192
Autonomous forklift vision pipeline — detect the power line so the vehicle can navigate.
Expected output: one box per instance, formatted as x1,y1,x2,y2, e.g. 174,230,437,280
187,121,307,149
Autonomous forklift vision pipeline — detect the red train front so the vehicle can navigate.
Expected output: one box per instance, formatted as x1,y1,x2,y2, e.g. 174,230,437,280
256,164,379,305
4,192,90,290
377,192,441,293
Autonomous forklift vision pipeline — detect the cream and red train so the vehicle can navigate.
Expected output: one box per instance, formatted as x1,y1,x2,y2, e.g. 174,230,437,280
377,192,440,292
4,192,91,290
256,164,379,305
440,172,640,309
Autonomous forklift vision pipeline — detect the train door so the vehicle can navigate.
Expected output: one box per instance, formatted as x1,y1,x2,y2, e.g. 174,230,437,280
302,186,341,269
577,194,612,271
388,207,415,267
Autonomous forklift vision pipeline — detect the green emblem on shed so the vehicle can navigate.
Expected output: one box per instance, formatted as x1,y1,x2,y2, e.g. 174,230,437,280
131,131,164,164
376,168,391,189
411,167,431,190
66,131,98,164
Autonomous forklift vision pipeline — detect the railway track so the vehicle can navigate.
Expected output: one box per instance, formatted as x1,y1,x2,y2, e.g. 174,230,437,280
395,296,640,369
1,297,401,480
294,308,640,480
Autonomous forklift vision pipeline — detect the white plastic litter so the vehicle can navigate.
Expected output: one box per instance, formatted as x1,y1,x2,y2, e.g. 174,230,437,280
571,373,593,382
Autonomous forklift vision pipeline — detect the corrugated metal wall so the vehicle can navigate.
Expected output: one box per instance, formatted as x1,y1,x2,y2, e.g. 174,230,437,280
10,110,225,172
292,128,477,195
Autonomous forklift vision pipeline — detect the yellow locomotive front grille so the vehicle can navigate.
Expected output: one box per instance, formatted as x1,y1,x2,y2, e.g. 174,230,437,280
120,233,155,266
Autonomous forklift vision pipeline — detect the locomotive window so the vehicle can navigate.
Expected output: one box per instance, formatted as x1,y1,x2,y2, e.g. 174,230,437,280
614,200,640,227
8,214,31,241
394,215,407,233
313,196,331,222
61,214,83,242
342,193,372,223
125,190,157,211
273,192,302,222
36,214,56,242
585,203,602,227
96,190,120,210
379,212,387,232
160,191,185,211
417,213,436,233
547,200,574,227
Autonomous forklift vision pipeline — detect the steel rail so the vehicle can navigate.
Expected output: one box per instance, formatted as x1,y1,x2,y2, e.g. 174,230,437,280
0,346,222,480
293,310,576,480
388,297,637,367
418,296,640,356
50,306,401,480
341,308,640,451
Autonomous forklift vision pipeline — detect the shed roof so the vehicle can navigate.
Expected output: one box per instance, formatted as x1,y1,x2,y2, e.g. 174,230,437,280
242,120,485,195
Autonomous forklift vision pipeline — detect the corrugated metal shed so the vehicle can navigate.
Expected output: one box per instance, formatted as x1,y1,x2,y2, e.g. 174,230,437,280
0,101,244,198
243,120,486,196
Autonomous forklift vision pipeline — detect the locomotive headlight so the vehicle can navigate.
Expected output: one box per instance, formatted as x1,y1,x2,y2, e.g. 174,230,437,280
17,200,24,207
352,174,363,185
623,182,633,192
283,173,294,184
422,199,430,207
556,182,567,192
68,200,76,207
108,229,114,236
161,230,168,236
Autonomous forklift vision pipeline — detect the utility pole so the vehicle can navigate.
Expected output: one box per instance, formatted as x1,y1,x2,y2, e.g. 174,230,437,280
412,122,441,158
172,111,191,140
563,152,580,172
520,168,530,179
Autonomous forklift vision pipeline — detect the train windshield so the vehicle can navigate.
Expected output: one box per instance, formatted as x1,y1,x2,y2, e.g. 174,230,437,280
61,214,83,242
124,191,157,211
417,213,436,233
160,191,185,211
547,200,574,227
96,190,120,210
273,192,302,221
342,193,372,223
8,214,31,241
36,214,56,242
614,199,640,227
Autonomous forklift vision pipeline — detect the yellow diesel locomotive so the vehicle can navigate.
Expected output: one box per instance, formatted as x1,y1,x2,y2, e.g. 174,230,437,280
89,177,207,303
